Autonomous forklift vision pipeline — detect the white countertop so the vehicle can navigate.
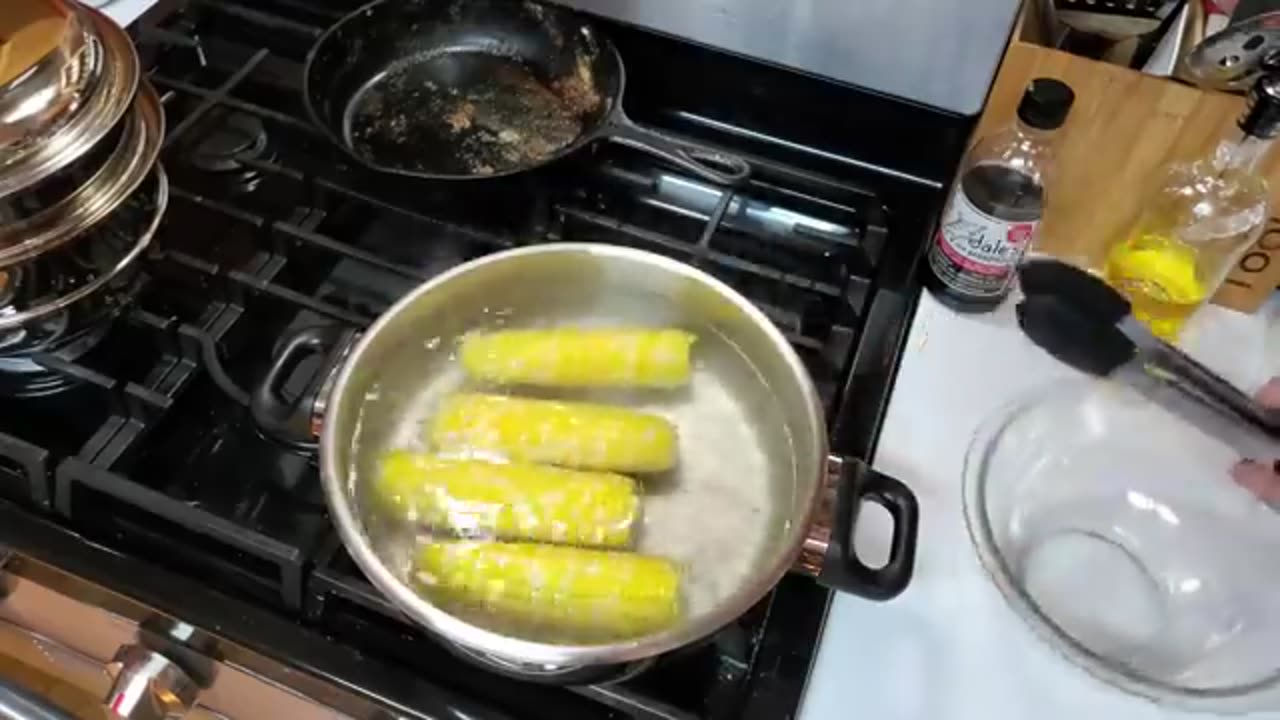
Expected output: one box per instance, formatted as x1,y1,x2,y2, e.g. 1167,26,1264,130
90,0,155,29
799,291,1280,720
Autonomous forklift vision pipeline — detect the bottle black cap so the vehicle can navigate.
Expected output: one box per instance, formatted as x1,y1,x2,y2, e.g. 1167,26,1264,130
1016,78,1075,131
1239,74,1280,139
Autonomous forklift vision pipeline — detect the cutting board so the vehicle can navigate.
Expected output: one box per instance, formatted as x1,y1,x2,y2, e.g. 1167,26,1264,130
978,41,1280,313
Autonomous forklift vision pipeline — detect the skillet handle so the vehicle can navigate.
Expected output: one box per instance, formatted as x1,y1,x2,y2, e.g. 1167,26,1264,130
805,456,918,600
250,325,357,450
600,110,751,186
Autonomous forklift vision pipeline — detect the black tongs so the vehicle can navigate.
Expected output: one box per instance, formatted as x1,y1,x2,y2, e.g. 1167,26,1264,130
1016,259,1280,460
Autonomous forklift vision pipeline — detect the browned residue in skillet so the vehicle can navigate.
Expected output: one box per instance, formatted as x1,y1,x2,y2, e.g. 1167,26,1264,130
348,19,604,177
550,50,602,117
444,101,475,132
443,61,588,174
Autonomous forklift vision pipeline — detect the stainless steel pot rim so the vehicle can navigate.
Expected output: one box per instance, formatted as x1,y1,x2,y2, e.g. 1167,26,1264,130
0,3,101,151
0,4,140,201
0,165,168,331
960,380,1280,711
0,80,164,269
320,242,827,667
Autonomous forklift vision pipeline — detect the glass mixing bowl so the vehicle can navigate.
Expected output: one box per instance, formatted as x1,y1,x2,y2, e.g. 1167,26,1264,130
963,378,1280,712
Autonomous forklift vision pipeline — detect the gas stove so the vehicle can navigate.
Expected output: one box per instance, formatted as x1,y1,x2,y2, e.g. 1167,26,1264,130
0,2,975,718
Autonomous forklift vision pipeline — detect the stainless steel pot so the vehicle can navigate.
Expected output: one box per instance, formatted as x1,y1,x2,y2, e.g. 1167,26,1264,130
0,0,98,150
253,243,918,673
0,79,164,268
0,2,139,201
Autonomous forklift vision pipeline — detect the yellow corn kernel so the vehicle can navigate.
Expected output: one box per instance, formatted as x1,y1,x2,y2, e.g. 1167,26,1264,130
375,452,639,548
430,394,677,473
415,541,681,641
460,328,696,388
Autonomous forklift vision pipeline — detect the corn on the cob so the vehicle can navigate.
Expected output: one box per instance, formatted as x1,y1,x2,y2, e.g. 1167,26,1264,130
430,394,677,473
459,328,696,389
415,541,681,640
375,452,639,547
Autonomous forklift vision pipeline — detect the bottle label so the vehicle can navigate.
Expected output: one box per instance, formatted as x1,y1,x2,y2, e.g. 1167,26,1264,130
927,189,1038,298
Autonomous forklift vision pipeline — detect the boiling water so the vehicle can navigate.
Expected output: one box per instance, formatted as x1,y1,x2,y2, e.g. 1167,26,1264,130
346,287,797,642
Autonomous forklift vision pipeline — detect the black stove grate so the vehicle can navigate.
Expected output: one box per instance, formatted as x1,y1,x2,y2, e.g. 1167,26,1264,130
0,1,922,718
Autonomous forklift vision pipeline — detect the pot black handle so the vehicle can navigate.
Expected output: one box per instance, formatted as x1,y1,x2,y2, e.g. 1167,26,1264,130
0,678,74,720
600,110,751,186
818,458,919,601
250,325,354,449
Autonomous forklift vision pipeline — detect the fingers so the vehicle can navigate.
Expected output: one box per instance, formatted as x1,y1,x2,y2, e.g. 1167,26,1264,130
1232,460,1280,504
1230,379,1280,505
1255,377,1280,409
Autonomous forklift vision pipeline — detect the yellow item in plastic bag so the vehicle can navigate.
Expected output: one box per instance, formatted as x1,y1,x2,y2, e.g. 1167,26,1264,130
459,328,696,388
430,394,677,473
415,541,682,640
376,452,640,547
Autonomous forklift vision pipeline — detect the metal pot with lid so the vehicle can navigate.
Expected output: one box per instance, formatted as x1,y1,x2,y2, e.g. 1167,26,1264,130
0,0,94,147
0,0,139,202
251,243,919,679
0,79,164,268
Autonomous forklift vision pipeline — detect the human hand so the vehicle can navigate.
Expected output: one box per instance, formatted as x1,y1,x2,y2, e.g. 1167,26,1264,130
1230,378,1280,504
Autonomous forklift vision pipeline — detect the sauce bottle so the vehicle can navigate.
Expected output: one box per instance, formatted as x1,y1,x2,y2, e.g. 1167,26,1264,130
923,78,1075,312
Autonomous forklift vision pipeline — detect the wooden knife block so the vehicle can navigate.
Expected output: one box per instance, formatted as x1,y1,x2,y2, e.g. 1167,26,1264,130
979,42,1280,313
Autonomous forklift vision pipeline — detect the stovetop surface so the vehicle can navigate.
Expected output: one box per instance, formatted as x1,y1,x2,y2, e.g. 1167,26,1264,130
0,2,967,718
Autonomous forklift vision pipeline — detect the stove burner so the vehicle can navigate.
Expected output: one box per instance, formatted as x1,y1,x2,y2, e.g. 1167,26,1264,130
187,111,274,192
0,265,50,361
0,170,162,398
0,263,141,394
0,310,116,397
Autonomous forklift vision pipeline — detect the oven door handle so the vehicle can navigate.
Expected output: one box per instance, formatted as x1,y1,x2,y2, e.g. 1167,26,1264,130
0,678,74,720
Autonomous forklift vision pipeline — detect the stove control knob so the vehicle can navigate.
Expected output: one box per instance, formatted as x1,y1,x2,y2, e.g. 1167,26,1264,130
104,645,198,720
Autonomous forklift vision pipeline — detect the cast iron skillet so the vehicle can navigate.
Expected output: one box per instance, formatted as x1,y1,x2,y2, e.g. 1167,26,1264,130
303,0,751,185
